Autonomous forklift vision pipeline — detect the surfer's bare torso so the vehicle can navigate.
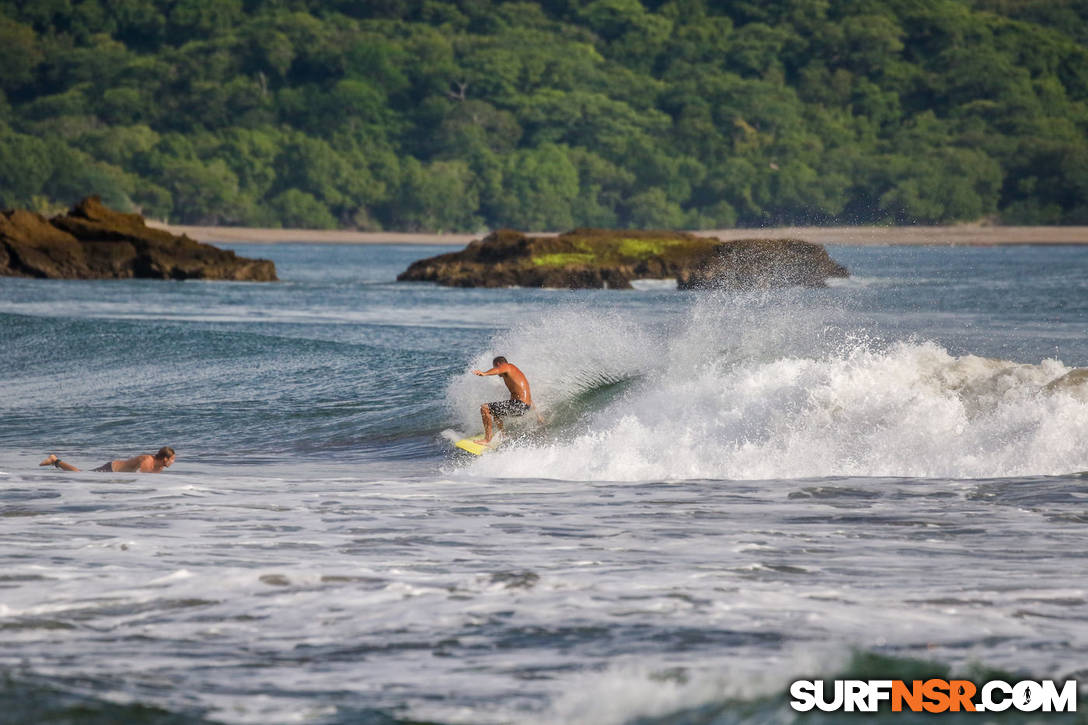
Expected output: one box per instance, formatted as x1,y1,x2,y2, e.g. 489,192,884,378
474,362,533,407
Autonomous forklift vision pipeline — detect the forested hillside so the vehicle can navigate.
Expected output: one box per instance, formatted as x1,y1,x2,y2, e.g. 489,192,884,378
1,0,1086,230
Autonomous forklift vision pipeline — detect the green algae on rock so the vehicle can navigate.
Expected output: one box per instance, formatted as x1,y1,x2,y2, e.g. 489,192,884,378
397,228,847,289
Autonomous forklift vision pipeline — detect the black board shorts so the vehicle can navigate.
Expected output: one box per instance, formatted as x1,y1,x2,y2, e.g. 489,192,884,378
92,461,114,472
487,399,530,419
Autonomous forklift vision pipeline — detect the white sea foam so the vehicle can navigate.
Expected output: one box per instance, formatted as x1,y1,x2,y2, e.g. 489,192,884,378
825,275,902,288
543,647,846,725
459,292,1088,480
629,278,677,290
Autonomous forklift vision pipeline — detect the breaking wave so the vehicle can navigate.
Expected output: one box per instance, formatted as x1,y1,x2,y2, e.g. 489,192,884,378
449,292,1088,480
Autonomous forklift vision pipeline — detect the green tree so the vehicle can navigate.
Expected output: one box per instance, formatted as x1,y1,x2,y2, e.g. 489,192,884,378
725,22,793,78
108,0,166,51
0,126,52,208
271,134,385,222
215,126,281,203
869,147,1002,223
492,144,579,230
0,15,41,93
388,157,482,231
578,0,672,71
167,0,243,40
160,157,243,224
431,99,522,157
567,147,634,227
838,14,905,76
267,189,337,228
74,124,159,167
623,187,686,228
242,22,294,80
42,143,136,211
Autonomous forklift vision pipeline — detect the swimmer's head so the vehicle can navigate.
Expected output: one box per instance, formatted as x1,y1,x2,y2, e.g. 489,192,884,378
155,446,176,466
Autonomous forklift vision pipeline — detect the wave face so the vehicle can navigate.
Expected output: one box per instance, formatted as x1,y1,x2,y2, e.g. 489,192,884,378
460,291,1088,480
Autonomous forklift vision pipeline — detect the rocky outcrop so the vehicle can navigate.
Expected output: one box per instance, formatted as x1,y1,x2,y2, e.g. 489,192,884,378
397,228,847,289
675,238,848,289
0,197,277,281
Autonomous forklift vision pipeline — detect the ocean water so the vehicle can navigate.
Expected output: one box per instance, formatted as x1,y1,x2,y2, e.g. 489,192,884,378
1,242,1087,724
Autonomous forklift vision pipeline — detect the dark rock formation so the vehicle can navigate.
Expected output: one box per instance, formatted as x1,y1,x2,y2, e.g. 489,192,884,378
0,196,277,281
675,238,848,290
397,228,847,289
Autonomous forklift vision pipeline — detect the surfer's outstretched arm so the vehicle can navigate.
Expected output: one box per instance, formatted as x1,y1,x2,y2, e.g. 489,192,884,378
40,454,80,472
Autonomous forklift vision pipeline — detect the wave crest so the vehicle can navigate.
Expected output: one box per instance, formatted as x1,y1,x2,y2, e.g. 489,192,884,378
453,295,1088,480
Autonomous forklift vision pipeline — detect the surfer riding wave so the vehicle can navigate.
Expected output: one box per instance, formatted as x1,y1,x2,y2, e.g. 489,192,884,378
472,356,544,444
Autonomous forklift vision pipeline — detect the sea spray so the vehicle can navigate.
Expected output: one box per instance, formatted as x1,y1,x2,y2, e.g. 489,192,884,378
445,305,658,435
456,291,1088,480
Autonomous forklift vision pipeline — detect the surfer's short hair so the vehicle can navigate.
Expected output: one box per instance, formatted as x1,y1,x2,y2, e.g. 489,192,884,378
155,446,175,460
493,356,508,366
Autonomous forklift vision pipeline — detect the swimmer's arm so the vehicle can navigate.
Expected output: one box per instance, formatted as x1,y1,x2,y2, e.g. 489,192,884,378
40,454,80,471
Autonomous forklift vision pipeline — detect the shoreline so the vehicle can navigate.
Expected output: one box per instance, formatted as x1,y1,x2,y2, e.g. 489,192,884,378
149,222,1088,247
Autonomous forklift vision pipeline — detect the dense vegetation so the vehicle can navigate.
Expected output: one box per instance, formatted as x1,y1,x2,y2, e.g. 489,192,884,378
1,0,1086,230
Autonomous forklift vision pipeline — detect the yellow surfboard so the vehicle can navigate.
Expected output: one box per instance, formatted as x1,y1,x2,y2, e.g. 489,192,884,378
453,434,501,456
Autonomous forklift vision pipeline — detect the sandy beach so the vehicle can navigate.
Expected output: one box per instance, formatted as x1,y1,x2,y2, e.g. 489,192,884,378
149,221,1088,247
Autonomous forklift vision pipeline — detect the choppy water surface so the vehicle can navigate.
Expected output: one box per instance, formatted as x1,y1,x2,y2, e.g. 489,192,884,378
1,242,1087,724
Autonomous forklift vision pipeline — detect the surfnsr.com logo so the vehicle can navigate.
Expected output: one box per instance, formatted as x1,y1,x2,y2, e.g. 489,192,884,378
790,679,1078,713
